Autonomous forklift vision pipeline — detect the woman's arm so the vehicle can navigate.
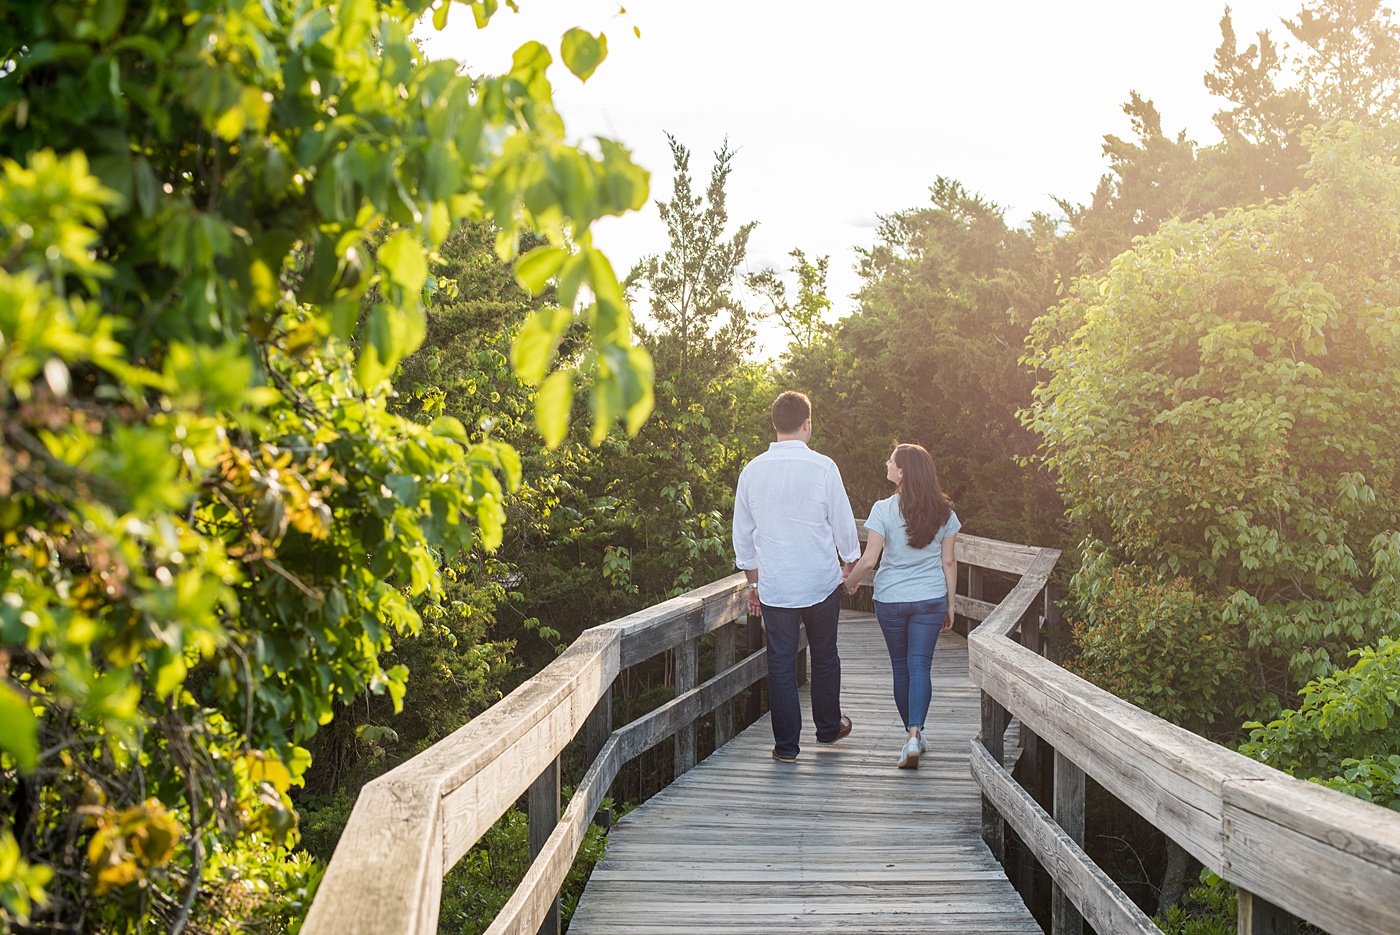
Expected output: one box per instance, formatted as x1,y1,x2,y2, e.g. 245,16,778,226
844,530,885,593
941,535,958,631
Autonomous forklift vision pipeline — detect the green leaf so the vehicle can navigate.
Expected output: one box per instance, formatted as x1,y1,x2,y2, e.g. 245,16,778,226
556,250,589,310
514,245,567,295
560,28,607,82
0,683,38,771
536,370,574,448
511,306,573,384
379,230,428,294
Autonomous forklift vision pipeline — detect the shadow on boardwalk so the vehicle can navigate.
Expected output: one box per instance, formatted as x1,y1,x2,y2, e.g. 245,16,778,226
568,611,1041,934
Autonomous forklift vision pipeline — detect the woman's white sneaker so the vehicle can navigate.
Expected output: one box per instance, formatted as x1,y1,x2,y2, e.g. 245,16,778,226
897,737,921,769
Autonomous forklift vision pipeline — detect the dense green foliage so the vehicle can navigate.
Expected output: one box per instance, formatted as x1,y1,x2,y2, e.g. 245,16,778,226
1240,638,1400,810
1028,123,1400,710
788,179,1059,539
0,0,655,928
1065,562,1250,735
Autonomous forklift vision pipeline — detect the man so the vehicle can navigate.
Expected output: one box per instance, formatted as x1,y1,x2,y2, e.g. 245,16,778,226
733,391,861,762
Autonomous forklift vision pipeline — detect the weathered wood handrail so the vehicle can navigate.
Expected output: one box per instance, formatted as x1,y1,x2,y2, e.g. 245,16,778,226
304,529,1400,935
963,536,1400,935
301,573,760,935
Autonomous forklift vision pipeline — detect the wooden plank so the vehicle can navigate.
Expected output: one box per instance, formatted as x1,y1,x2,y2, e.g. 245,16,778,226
431,628,620,868
971,741,1160,935
714,623,736,746
855,523,1040,577
961,596,996,622
1221,777,1400,935
674,638,698,776
486,739,624,935
1053,749,1086,935
981,691,1007,861
570,620,1040,935
300,778,443,935
585,686,611,766
304,627,620,935
604,575,746,668
1237,891,1299,935
527,758,560,935
616,649,768,763
969,543,1400,935
956,535,1045,576
969,625,1271,869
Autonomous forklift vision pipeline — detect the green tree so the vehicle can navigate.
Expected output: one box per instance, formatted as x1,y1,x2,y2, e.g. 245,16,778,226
0,0,652,928
1026,124,1400,708
788,178,1060,544
747,249,834,352
627,135,757,387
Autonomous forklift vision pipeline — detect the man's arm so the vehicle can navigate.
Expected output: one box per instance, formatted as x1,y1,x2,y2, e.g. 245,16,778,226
827,463,861,564
733,471,762,615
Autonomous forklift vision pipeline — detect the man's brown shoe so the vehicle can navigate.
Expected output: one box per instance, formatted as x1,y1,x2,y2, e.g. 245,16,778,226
817,715,853,744
771,749,797,763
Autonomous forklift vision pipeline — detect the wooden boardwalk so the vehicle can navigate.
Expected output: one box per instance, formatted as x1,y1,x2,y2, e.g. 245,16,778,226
568,611,1041,934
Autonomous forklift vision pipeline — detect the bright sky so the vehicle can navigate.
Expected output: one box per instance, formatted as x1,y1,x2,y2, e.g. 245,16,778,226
419,0,1301,357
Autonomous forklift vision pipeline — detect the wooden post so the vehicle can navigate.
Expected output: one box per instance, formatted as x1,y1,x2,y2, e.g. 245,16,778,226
965,565,984,635
527,757,561,935
585,686,612,764
674,637,698,776
585,686,613,828
745,612,764,726
1052,749,1085,935
1017,602,1043,800
1238,890,1299,935
714,622,736,747
981,690,1007,861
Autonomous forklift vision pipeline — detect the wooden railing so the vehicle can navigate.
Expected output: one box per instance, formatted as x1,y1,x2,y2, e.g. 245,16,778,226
301,573,777,935
302,531,1400,935
964,538,1400,935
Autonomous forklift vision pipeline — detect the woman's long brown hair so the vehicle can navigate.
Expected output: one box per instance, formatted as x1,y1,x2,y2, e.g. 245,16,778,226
893,444,953,549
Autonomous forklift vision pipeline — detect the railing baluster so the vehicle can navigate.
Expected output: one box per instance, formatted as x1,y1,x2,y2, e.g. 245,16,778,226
714,621,736,746
1013,601,1043,901
966,565,984,634
527,757,561,935
981,690,1008,861
1238,890,1300,935
1052,749,1086,935
585,686,613,827
745,611,764,726
674,637,698,775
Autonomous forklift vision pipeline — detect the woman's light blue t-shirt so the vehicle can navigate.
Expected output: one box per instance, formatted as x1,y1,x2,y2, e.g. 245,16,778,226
865,495,961,603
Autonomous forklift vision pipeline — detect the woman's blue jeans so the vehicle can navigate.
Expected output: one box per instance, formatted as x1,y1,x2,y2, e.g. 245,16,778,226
874,596,947,731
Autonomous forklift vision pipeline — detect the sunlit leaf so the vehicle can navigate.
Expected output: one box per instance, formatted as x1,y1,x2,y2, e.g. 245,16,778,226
560,28,607,82
515,245,567,295
536,370,574,448
0,683,38,771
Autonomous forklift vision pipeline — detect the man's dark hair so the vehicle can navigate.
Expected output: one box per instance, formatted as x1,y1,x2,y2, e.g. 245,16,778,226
771,391,811,434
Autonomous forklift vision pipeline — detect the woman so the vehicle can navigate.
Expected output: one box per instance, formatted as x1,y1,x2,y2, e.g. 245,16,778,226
844,444,959,769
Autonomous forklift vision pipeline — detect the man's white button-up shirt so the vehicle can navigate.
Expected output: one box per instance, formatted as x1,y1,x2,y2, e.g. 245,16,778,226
732,440,861,609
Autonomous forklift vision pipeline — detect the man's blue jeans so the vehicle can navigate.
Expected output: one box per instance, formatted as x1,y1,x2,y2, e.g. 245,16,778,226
761,585,844,757
874,596,947,731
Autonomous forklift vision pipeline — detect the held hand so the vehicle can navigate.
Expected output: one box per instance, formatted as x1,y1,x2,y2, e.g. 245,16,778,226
844,577,861,595
943,608,955,632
